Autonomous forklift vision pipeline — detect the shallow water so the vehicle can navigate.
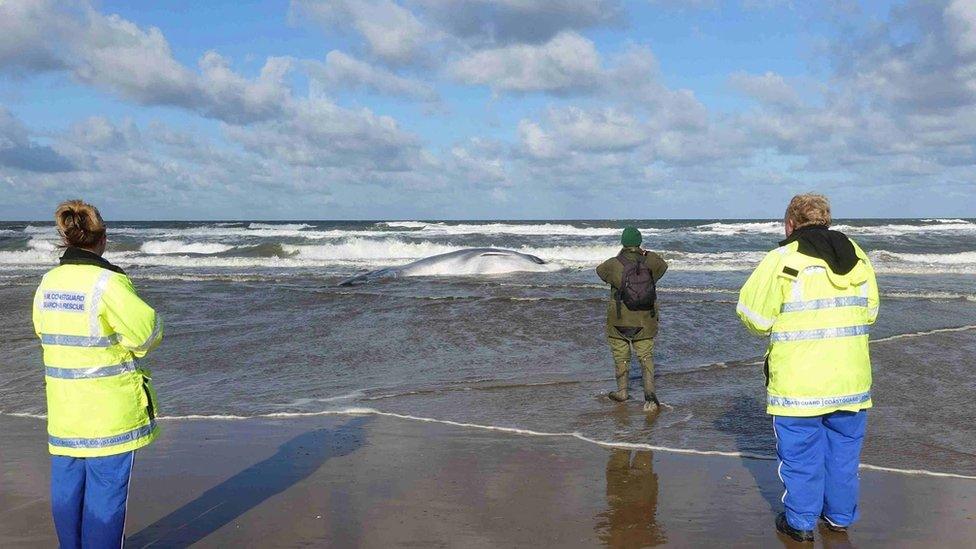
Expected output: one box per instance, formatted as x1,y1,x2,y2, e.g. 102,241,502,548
1,219,974,475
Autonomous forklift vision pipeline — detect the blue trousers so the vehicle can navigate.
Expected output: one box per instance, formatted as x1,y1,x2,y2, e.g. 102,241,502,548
51,452,134,549
773,410,867,531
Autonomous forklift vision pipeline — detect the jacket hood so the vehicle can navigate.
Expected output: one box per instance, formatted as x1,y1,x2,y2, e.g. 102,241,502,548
60,247,126,275
779,225,858,275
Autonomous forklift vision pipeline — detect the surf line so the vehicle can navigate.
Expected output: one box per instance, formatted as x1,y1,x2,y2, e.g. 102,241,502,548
727,324,976,369
147,409,976,480
4,407,976,480
871,324,976,343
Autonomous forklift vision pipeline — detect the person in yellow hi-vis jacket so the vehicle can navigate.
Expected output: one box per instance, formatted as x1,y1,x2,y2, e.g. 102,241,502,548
736,194,878,544
33,200,163,549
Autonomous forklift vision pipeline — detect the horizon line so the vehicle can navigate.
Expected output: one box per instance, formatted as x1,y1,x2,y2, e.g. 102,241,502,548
2,216,973,223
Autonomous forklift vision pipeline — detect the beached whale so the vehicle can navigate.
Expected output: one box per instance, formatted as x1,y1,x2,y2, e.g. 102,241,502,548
339,248,551,286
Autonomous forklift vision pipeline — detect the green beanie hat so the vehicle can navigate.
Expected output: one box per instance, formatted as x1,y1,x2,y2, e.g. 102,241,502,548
621,227,642,247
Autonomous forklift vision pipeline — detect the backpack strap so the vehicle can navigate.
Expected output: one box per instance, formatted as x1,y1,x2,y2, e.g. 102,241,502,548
615,288,623,320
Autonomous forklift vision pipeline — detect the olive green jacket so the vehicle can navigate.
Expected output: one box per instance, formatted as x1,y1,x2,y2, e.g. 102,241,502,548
596,247,668,340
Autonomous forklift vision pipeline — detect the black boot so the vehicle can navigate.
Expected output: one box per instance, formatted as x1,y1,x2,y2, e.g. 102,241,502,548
643,391,660,413
820,515,848,533
776,512,814,543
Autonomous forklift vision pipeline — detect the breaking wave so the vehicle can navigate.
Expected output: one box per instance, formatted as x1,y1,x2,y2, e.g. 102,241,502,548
2,236,975,274
247,223,315,231
12,219,976,243
140,240,235,255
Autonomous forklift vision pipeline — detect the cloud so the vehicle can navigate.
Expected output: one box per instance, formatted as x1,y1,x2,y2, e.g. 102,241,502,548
291,0,432,66
736,0,976,181
224,98,422,172
946,0,976,54
647,0,719,9
519,107,647,158
450,31,603,93
1,113,344,219
0,0,76,73
0,106,75,173
3,0,975,219
647,0,793,9
0,0,426,183
291,0,649,102
729,71,802,108
0,0,293,124
307,51,439,102
413,0,621,46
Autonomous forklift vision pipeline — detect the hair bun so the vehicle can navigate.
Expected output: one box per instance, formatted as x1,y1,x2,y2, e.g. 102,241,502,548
55,200,106,249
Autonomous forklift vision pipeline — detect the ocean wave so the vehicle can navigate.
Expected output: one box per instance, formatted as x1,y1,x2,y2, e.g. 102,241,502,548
137,273,299,283
27,238,58,252
835,221,976,235
247,223,315,231
282,239,460,261
691,219,976,236
0,249,57,266
378,221,428,229
124,226,389,241
2,232,975,274
23,224,355,241
409,222,649,237
140,240,235,255
10,220,976,244
885,291,976,301
283,241,767,271
875,250,976,264
691,221,783,235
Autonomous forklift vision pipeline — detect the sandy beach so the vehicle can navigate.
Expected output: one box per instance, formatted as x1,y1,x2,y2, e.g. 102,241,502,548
2,412,974,547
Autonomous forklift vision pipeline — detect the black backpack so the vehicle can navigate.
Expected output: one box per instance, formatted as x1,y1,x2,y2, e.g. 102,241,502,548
615,252,656,318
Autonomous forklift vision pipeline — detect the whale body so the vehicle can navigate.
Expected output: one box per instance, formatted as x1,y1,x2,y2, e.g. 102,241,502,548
339,248,551,286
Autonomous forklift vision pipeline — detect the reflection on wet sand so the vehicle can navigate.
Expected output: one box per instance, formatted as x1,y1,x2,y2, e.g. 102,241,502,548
595,448,666,547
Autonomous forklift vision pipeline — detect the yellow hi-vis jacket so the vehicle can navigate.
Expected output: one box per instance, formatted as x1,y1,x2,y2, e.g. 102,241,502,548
32,248,163,457
737,237,879,417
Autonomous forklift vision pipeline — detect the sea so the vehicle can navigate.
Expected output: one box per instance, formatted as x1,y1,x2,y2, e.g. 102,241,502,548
1,219,974,477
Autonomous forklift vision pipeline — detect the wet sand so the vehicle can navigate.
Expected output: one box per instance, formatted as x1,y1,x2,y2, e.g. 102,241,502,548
1,413,974,548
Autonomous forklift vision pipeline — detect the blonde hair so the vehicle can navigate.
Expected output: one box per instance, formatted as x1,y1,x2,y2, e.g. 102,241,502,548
785,193,831,228
55,200,106,249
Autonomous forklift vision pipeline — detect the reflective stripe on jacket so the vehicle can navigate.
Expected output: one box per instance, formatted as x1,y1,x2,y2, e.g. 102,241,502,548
33,251,162,457
737,238,879,417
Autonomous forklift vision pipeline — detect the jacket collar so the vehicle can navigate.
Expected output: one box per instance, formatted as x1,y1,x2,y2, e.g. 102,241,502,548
778,224,830,246
778,225,858,275
59,247,126,275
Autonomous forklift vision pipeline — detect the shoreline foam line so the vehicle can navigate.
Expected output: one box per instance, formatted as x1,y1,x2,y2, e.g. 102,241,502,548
872,324,976,343
5,408,975,480
163,409,976,480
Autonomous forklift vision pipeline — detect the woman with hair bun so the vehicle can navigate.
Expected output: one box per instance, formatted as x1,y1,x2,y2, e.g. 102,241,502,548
33,200,163,548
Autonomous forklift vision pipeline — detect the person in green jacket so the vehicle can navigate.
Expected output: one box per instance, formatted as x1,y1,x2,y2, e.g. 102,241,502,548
596,227,668,411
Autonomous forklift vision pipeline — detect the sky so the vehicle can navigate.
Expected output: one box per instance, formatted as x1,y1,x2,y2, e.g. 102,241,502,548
0,0,974,220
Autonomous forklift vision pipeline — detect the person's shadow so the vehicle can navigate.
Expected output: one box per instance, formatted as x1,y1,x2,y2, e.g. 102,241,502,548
594,449,667,547
127,416,371,548
714,397,782,513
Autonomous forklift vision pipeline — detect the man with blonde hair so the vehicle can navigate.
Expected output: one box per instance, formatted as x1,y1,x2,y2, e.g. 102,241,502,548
736,194,879,543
